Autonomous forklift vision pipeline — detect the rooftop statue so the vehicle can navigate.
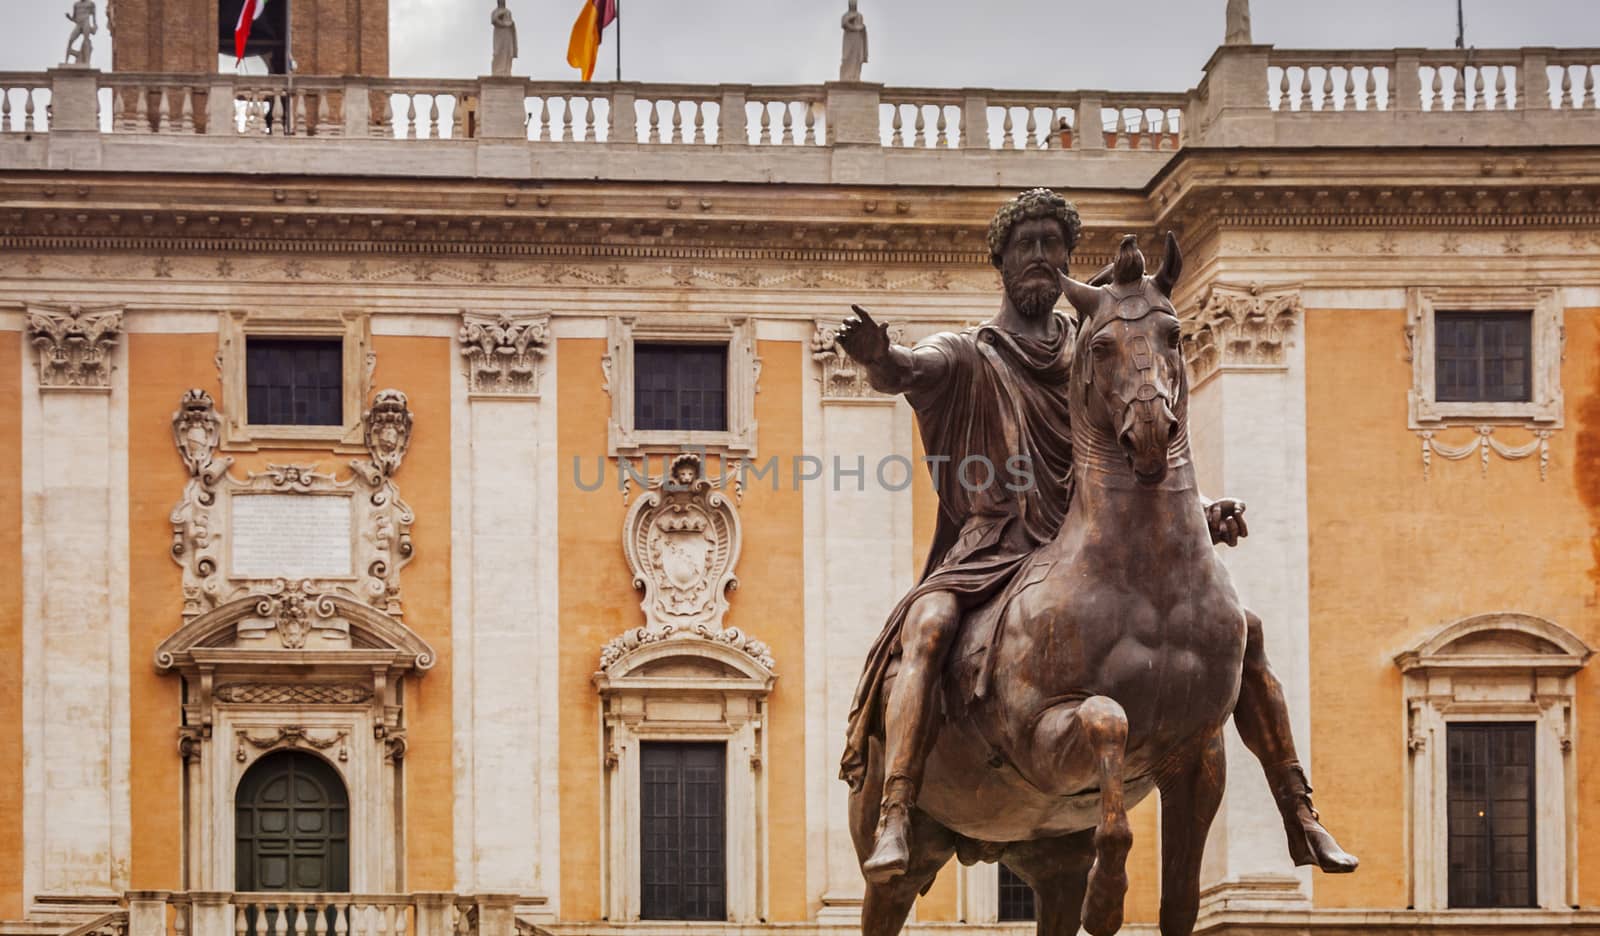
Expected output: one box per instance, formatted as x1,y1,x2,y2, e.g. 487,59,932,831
840,0,868,83
836,191,1355,936
491,0,519,77
1225,0,1252,45
64,0,98,66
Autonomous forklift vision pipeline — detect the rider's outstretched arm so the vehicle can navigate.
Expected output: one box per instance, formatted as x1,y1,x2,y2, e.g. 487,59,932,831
862,342,951,396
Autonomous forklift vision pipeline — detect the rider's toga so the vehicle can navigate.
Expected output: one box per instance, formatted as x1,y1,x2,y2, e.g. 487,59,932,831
840,311,1076,790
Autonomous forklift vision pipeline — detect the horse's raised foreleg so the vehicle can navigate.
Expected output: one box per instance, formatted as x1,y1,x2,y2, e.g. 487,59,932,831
1157,732,1226,936
996,831,1094,936
1030,696,1131,936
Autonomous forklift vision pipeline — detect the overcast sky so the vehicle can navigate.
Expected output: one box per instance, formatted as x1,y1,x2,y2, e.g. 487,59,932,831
4,0,1598,91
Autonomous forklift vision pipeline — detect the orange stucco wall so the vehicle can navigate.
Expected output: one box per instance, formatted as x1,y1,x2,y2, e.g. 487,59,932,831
126,332,453,891
557,338,808,921
371,335,454,890
128,333,218,889
1305,306,1600,909
0,333,23,918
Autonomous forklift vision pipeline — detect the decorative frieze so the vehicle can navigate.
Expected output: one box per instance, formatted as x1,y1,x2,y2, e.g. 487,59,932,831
811,319,906,402
213,682,374,705
622,452,742,633
1182,282,1302,386
1418,425,1553,481
458,311,551,396
25,303,122,390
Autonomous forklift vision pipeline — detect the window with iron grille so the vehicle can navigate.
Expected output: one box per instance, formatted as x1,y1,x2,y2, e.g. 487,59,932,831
1447,722,1535,908
998,863,1037,921
640,742,726,921
633,343,729,432
246,338,344,426
1434,311,1533,404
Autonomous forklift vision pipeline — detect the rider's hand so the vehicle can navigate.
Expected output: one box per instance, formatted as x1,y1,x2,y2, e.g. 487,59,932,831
1206,498,1248,547
836,305,892,366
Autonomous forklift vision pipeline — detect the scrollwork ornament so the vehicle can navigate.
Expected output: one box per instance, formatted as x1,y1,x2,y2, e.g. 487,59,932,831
622,453,743,633
172,388,224,478
363,389,412,479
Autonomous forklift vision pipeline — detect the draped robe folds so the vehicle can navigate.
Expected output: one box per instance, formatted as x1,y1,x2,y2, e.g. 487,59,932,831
839,312,1076,790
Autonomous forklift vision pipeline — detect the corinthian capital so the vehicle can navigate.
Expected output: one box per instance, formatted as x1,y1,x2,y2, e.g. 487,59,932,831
26,303,123,390
1182,283,1302,386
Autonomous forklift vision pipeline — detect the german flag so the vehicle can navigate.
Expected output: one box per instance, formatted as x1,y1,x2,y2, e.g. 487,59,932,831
566,0,618,82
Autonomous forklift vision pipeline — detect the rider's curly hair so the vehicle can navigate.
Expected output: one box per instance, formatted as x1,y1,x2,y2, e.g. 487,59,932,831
986,188,1083,269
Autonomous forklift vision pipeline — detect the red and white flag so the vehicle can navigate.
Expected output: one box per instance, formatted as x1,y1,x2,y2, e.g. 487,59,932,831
234,0,269,62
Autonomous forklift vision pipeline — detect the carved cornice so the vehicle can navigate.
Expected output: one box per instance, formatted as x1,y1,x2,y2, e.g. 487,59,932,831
1182,282,1301,386
26,303,122,390
598,623,776,675
811,319,906,402
459,311,551,396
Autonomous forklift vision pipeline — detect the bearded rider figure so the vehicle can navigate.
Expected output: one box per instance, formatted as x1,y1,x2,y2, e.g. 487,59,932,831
836,188,1358,884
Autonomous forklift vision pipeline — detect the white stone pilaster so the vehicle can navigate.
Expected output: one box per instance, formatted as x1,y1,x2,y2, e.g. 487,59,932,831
451,313,559,917
22,304,127,912
1186,286,1313,910
804,323,916,920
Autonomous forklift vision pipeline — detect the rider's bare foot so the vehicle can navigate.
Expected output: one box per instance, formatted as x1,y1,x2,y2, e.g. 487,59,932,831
863,803,912,883
1080,814,1131,936
1283,802,1359,873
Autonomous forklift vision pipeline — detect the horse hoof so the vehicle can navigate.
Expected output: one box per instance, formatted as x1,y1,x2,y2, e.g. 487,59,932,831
1081,861,1128,936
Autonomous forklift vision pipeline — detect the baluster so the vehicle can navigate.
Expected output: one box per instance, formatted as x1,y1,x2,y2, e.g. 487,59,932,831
235,904,249,936
1277,68,1291,110
1024,107,1037,148
1321,67,1334,110
295,902,310,936
561,96,575,141
935,105,947,147
353,905,370,936
1493,66,1507,110
805,101,817,144
2,88,12,133
402,94,416,138
1587,66,1596,109
1470,66,1483,111
1001,107,1014,149
156,87,171,133
538,97,551,141
377,905,392,936
426,94,439,138
692,100,704,143
320,91,334,135
1365,67,1379,110
910,105,924,147
1453,65,1465,111
1343,68,1355,110
648,100,661,143
670,99,683,143
889,104,903,146
778,101,792,144
333,904,349,936
173,902,188,936
24,88,36,133
587,96,600,142
1136,111,1152,150
393,906,407,936
1299,67,1313,111
1430,68,1444,110
1559,66,1573,109
293,91,307,136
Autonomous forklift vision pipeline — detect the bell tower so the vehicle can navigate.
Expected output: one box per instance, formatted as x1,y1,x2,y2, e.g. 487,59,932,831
108,0,389,75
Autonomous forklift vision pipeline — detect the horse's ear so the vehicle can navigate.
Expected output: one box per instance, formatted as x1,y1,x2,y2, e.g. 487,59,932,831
1057,270,1101,317
1152,231,1183,298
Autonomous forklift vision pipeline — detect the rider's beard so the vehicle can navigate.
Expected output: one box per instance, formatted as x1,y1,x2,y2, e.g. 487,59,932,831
1003,267,1062,320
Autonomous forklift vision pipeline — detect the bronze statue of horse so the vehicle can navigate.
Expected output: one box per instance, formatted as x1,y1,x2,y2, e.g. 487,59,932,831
849,234,1247,936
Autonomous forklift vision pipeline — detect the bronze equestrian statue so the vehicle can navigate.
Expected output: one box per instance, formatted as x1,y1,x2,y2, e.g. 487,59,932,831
835,189,1356,936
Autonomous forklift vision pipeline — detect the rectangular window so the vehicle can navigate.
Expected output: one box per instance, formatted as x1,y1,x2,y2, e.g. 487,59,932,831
246,338,344,427
998,863,1037,922
634,343,729,432
640,742,726,921
1447,722,1535,908
1435,311,1533,403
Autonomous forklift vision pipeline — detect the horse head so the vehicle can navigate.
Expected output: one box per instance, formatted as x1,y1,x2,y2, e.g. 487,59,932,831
1060,232,1186,486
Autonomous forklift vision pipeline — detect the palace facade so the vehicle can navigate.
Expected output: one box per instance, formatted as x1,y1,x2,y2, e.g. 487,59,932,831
3,5,1600,934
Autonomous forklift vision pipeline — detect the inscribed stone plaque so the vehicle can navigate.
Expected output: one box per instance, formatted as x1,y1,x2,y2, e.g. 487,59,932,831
231,493,354,579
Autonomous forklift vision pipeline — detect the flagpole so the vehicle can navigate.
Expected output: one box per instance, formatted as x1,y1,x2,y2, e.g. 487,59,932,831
616,0,622,82
1455,0,1465,49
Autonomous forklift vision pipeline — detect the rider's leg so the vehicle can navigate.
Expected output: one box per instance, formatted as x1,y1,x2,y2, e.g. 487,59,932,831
862,589,960,883
1234,610,1358,873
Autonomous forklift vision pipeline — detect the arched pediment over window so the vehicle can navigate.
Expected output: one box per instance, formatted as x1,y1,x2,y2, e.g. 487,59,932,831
595,625,775,694
1394,611,1592,676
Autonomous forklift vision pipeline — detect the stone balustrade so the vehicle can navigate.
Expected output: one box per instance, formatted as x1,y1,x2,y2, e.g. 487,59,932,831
0,46,1595,189
122,892,523,936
